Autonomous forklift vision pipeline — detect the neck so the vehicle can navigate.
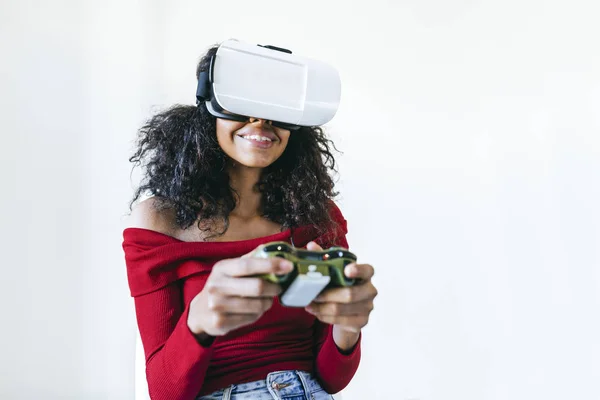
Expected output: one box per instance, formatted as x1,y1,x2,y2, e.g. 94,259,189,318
228,164,263,219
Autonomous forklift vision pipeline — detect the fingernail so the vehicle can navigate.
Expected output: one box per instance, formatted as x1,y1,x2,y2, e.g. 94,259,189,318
280,260,294,272
344,265,353,276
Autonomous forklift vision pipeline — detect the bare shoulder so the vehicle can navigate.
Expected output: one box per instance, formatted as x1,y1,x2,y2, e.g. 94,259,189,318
126,197,179,237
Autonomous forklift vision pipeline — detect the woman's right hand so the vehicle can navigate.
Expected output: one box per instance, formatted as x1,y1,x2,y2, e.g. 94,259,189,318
187,247,293,337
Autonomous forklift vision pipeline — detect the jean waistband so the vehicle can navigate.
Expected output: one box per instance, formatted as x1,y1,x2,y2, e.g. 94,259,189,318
237,370,321,394
199,370,324,399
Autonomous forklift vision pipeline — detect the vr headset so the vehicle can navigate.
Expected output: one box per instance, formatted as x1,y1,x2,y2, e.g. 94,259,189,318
196,39,341,130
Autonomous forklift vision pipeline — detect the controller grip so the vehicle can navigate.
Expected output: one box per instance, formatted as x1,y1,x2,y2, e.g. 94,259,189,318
261,271,293,284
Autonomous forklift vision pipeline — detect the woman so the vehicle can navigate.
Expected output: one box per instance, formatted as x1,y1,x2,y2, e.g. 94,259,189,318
123,44,378,400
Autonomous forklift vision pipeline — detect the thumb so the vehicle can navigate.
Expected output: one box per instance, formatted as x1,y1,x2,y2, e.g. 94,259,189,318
306,241,323,251
242,244,265,259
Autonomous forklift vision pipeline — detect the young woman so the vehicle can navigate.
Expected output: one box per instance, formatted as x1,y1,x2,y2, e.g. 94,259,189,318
123,44,378,400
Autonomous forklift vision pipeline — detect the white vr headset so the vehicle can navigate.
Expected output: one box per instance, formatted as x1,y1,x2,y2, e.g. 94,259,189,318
196,39,341,130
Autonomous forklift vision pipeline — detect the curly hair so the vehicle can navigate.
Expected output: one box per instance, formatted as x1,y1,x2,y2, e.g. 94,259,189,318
128,44,341,239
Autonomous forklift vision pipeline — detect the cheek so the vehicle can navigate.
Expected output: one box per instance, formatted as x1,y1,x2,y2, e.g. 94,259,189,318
216,120,243,145
277,130,291,147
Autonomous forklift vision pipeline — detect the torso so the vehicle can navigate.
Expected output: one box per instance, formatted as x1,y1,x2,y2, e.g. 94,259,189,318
125,198,320,396
125,196,349,396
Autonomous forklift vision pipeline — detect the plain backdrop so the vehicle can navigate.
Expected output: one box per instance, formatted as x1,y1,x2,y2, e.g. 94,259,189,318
1,0,599,399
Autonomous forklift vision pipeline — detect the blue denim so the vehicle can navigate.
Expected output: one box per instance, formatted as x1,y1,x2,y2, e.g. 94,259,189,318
197,370,335,400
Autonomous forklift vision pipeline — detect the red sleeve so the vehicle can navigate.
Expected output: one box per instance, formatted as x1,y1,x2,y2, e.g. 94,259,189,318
312,201,362,393
134,282,214,400
123,229,216,400
313,322,362,393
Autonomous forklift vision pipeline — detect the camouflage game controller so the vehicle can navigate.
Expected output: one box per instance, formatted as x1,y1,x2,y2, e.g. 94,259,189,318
252,241,357,307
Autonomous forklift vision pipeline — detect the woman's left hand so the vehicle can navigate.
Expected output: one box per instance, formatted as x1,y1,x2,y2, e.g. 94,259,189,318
304,242,378,338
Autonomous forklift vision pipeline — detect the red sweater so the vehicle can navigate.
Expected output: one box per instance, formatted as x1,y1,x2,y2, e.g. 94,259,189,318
122,204,361,400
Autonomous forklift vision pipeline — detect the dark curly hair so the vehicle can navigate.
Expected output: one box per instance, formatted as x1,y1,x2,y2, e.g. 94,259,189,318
129,43,341,239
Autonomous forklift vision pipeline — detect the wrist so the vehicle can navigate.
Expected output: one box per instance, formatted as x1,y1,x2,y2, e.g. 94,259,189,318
332,325,361,353
187,314,215,347
186,298,203,335
186,295,215,346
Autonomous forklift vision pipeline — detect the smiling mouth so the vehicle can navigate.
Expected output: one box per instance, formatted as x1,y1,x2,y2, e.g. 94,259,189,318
238,134,275,142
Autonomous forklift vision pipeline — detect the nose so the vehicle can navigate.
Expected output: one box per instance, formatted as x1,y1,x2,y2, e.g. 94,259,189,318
248,116,272,126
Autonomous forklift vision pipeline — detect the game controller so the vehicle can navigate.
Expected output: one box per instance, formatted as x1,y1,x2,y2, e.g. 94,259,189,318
252,241,358,307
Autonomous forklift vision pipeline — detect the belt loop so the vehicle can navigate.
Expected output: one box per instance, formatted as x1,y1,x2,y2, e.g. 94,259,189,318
295,370,312,400
222,386,232,400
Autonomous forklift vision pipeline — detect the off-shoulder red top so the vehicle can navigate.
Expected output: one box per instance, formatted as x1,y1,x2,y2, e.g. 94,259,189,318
122,203,361,400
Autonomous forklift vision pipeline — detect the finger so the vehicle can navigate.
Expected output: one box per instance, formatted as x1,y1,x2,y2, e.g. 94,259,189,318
306,241,323,251
306,314,369,333
218,257,294,277
306,299,374,317
206,276,282,297
207,294,274,315
242,244,265,259
313,283,378,304
344,263,375,280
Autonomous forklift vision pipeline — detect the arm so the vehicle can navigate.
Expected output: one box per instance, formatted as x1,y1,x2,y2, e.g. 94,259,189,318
310,203,362,393
134,283,214,400
313,320,362,394
127,198,214,400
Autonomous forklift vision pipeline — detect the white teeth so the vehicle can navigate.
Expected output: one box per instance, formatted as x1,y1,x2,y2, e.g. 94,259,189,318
242,135,272,142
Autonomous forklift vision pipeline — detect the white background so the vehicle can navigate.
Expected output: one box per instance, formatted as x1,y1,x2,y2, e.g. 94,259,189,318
1,0,599,399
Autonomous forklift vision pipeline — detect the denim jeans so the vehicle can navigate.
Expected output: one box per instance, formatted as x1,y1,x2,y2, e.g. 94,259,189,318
197,370,335,400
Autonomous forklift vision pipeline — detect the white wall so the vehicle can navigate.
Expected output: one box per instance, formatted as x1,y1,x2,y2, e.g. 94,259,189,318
1,0,599,399
1,2,88,398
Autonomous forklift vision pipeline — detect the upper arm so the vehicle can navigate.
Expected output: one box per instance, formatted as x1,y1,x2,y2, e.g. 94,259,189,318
126,197,178,237
135,282,184,361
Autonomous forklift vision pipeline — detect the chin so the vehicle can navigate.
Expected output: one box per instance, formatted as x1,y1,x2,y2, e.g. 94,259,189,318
235,157,277,169
228,148,284,169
